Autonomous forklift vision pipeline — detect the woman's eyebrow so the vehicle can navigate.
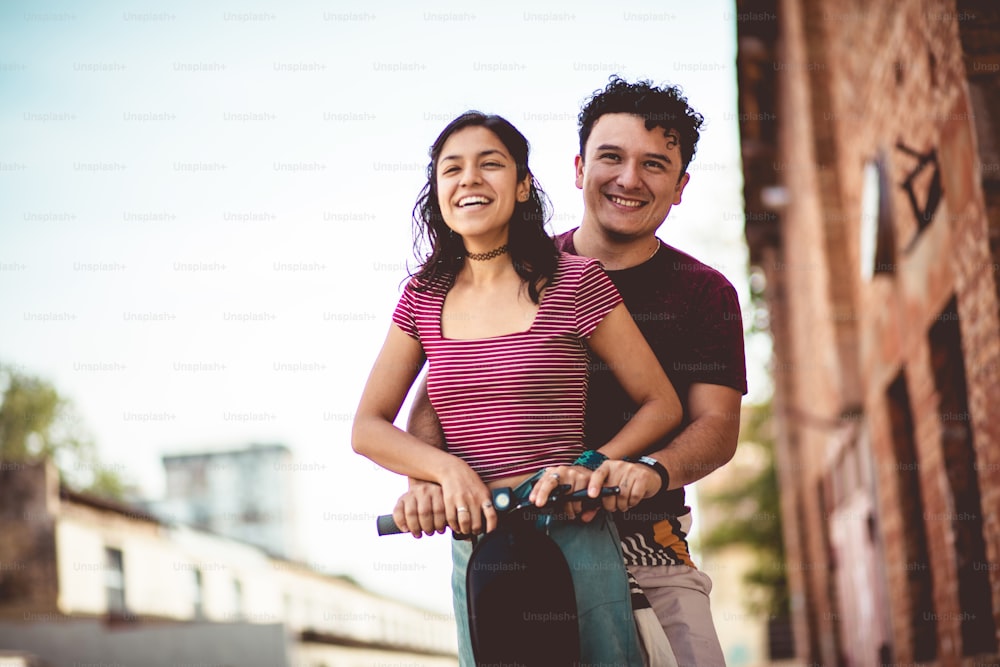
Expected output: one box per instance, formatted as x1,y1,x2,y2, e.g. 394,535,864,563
440,149,507,163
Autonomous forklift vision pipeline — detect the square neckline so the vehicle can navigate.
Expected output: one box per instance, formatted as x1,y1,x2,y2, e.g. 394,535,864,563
437,272,555,342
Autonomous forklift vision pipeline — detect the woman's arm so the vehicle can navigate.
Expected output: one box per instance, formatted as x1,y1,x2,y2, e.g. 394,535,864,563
352,325,493,534
529,302,681,507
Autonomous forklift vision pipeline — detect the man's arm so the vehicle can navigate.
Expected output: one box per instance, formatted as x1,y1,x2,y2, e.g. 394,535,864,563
655,278,746,487
392,375,496,536
653,382,741,486
406,374,446,450
587,382,741,511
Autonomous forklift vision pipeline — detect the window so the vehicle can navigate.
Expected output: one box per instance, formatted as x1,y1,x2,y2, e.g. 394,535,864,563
886,372,936,661
192,568,204,619
105,547,126,616
232,579,243,621
859,156,896,281
929,298,997,655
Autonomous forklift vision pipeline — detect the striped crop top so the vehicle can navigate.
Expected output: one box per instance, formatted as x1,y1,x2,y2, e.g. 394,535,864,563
392,252,623,483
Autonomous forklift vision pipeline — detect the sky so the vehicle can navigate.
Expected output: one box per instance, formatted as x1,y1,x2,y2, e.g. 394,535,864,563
0,0,769,614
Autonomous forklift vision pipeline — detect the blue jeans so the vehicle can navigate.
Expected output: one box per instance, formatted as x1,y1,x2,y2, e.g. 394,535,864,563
450,478,643,666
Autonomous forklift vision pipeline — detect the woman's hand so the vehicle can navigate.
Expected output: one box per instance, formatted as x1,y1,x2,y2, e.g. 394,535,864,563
438,458,498,535
527,464,593,519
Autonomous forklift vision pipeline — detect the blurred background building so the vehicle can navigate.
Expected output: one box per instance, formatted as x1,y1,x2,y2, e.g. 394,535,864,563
697,404,795,667
736,0,1000,665
155,442,300,559
0,459,457,667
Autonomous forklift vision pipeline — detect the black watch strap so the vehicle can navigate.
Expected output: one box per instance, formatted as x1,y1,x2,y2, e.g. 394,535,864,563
624,455,670,492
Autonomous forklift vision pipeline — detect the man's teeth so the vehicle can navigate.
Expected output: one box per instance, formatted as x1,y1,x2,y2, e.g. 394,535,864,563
609,195,643,208
458,197,490,207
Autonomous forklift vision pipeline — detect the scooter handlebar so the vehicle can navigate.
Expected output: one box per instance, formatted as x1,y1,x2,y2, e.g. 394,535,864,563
376,486,619,536
377,513,405,536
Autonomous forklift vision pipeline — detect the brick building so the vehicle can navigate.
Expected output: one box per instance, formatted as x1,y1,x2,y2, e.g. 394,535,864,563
735,0,1000,665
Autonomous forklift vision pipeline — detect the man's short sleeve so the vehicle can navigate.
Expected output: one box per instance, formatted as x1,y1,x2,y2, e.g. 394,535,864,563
689,282,748,394
575,259,624,338
391,282,421,340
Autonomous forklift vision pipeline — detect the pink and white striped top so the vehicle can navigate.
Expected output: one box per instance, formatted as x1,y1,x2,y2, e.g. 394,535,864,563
392,253,622,483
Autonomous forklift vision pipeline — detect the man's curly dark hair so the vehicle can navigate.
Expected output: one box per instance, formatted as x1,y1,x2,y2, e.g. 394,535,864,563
578,75,705,176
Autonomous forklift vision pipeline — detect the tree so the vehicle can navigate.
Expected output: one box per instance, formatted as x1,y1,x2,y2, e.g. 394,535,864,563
698,400,789,618
0,364,126,499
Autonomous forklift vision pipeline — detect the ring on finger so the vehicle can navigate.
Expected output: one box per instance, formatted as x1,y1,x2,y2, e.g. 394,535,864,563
549,472,560,480
482,501,493,509
456,506,469,513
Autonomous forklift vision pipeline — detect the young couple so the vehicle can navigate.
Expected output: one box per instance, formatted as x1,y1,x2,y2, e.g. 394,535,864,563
353,76,747,666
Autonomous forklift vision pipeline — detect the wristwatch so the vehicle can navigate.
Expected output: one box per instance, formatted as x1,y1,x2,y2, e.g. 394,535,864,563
624,455,671,492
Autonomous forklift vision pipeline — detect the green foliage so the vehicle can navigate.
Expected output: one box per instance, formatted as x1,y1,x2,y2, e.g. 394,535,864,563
700,401,789,618
0,363,127,500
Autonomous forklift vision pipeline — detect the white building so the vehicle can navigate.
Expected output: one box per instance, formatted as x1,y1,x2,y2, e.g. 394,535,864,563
0,460,457,667
157,443,300,559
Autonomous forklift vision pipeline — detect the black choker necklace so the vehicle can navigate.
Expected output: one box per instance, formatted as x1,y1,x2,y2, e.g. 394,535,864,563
466,244,509,261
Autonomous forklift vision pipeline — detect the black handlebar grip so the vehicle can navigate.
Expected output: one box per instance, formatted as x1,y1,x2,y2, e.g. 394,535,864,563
377,513,403,536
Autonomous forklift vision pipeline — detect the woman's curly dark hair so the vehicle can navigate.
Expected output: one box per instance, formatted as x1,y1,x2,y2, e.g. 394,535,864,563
410,111,558,304
578,75,705,175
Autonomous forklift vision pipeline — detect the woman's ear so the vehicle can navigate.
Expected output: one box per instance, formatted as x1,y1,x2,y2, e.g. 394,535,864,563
516,174,531,202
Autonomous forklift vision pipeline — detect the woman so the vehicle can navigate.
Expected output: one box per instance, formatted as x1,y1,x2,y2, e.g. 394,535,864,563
352,112,681,664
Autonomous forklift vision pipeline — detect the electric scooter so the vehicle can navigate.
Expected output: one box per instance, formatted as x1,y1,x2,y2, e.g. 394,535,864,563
377,483,619,666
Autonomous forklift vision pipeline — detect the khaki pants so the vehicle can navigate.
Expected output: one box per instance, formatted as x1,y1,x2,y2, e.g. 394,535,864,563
629,565,726,667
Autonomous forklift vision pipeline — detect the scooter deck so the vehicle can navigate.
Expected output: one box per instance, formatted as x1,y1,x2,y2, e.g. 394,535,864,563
467,516,580,666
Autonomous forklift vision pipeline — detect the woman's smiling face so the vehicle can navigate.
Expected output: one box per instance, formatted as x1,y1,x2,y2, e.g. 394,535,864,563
435,126,530,247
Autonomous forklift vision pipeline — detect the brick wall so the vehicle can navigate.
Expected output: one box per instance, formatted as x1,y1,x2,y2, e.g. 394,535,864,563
738,0,1000,663
0,461,59,618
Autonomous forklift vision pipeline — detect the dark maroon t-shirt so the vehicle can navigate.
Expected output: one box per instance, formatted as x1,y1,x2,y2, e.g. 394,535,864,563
555,229,747,563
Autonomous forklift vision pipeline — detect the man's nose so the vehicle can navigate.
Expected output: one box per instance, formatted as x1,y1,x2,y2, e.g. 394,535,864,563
616,160,641,189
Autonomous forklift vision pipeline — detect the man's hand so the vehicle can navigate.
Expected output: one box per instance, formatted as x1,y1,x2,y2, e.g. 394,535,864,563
393,479,447,538
393,475,499,538
579,460,663,521
577,383,742,522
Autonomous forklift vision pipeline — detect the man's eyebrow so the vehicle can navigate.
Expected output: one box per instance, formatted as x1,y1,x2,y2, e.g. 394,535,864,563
593,143,673,163
439,149,506,162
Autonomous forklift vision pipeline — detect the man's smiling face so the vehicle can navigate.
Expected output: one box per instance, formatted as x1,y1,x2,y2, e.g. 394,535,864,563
575,113,690,241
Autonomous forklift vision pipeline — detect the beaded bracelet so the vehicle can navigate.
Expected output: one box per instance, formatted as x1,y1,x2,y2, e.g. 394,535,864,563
572,449,609,471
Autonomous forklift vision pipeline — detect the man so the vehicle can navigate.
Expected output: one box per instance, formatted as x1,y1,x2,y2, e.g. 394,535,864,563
396,76,747,666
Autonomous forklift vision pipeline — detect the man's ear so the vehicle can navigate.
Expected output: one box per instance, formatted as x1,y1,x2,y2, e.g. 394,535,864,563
673,172,691,205
574,155,585,190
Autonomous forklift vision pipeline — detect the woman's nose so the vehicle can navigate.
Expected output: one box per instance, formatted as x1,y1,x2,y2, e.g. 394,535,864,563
459,166,482,186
